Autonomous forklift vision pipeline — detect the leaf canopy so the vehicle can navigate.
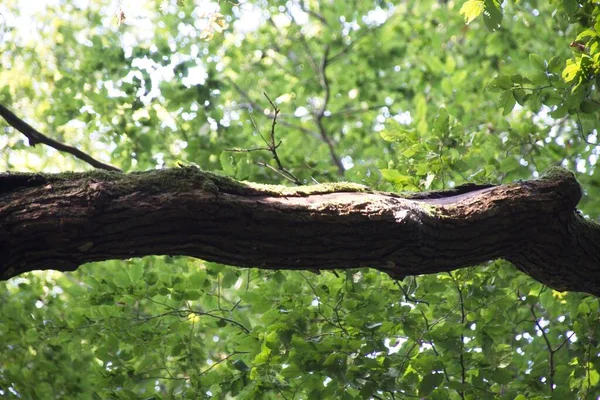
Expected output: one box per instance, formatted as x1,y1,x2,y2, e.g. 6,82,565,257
1,0,600,398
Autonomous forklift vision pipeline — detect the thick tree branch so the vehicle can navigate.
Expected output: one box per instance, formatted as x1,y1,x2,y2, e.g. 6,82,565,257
0,104,121,172
1,167,599,296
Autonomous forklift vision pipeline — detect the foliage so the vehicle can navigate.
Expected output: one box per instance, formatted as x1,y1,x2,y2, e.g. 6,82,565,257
1,0,599,398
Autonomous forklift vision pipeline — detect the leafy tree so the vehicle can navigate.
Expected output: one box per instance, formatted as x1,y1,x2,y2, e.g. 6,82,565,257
1,1,600,399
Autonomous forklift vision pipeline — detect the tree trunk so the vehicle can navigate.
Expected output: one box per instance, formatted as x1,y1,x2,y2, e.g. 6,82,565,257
1,167,598,295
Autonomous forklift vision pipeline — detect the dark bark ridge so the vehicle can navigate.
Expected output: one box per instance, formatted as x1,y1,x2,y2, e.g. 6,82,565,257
1,167,598,296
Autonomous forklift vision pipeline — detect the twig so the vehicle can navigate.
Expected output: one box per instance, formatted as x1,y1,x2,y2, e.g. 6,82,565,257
529,304,576,394
584,311,600,399
448,272,467,400
228,78,321,140
297,33,322,78
199,351,249,377
227,146,271,153
315,46,345,175
0,104,121,172
576,112,598,146
256,161,298,184
292,27,346,175
328,18,391,65
227,91,302,185
393,280,429,305
328,104,388,118
296,1,328,26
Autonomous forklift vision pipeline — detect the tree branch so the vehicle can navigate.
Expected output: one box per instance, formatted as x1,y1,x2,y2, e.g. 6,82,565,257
1,167,599,297
227,93,302,185
315,46,345,176
0,104,121,172
228,78,321,141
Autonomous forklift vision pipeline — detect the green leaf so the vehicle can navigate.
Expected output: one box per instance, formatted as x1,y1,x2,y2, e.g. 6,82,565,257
513,89,527,106
576,29,598,41
510,74,523,84
528,92,543,111
183,290,201,300
380,127,408,142
483,0,503,31
499,91,516,116
433,107,450,134
562,0,578,16
380,169,411,186
460,0,485,24
128,262,143,283
562,60,580,83
529,53,546,71
580,100,600,113
590,369,600,386
189,271,206,287
492,368,513,384
548,56,563,73
419,373,444,396
232,359,250,372
423,173,435,189
491,75,513,90
219,152,236,175
323,353,338,366
113,270,131,288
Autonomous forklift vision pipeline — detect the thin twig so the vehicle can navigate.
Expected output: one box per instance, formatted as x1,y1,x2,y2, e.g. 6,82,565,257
530,305,562,394
328,104,388,118
226,91,302,185
328,22,388,65
263,93,298,178
256,161,298,184
227,146,271,153
576,112,598,146
297,33,322,78
448,272,467,400
314,46,345,175
291,25,345,175
584,311,600,399
296,1,328,25
229,78,321,140
393,280,429,305
0,104,121,172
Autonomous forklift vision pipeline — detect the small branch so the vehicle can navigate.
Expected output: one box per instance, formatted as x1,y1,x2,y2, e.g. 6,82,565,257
297,33,322,78
584,312,600,399
394,279,429,305
199,351,249,377
228,78,321,140
530,305,556,393
315,46,344,176
328,23,388,65
0,104,121,172
297,1,328,26
227,146,271,153
317,46,331,118
576,112,598,146
292,28,345,175
227,92,302,186
256,161,299,184
448,272,467,400
259,93,302,185
328,104,388,118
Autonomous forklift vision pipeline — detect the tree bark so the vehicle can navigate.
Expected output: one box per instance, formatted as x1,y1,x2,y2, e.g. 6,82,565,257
1,167,598,296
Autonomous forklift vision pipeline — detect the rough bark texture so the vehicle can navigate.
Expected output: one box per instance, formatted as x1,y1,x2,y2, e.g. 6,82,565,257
1,167,598,296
